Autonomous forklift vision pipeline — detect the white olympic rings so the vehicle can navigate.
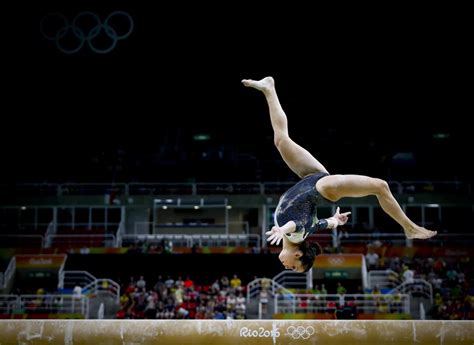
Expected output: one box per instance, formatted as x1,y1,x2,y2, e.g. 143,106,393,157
286,325,315,340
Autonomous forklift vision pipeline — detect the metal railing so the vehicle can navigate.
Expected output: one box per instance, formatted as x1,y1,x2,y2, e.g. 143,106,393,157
3,180,470,196
59,271,98,290
59,271,120,305
121,234,261,248
44,221,56,248
0,295,20,314
0,294,89,317
115,221,125,247
246,277,295,319
275,293,410,315
388,279,433,305
134,221,249,236
273,270,309,290
334,232,474,248
1,257,16,290
368,269,401,290
82,279,120,304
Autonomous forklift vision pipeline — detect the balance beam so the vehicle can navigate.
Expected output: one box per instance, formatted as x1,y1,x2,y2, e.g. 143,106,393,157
0,320,473,344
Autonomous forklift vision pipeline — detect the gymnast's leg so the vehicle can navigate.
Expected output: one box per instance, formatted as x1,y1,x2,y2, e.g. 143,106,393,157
316,174,437,239
242,77,329,178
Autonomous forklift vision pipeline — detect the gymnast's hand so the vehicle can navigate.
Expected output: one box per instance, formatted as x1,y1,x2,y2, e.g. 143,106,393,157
265,221,296,246
266,226,285,246
329,207,351,227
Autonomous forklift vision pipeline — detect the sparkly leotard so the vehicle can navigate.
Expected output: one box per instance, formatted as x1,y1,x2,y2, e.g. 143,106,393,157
274,172,334,243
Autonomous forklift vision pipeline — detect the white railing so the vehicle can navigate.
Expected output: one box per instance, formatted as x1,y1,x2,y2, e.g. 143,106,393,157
0,294,90,317
275,293,410,314
98,303,105,319
334,233,474,247
4,180,469,196
57,258,67,290
153,224,248,236
60,271,98,290
82,279,120,304
60,271,121,306
368,269,401,290
420,302,426,320
0,295,20,314
122,234,260,248
273,270,309,290
115,221,125,248
247,277,295,319
44,220,56,248
388,279,433,305
153,224,226,235
58,183,128,196
18,294,89,316
1,257,16,289
134,221,249,236
247,278,294,301
130,183,194,195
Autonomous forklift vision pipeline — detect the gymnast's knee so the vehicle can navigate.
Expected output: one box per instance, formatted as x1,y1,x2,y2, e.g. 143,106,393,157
374,178,390,195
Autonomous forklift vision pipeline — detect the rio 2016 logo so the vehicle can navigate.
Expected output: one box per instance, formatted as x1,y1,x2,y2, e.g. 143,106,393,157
239,327,281,338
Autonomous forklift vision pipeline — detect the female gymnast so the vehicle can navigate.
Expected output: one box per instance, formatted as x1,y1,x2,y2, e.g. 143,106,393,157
242,77,437,273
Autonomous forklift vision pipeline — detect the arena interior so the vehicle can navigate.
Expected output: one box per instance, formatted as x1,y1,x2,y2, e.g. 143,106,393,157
0,2,472,344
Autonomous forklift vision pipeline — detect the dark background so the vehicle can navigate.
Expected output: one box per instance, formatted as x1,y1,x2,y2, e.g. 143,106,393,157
2,2,471,184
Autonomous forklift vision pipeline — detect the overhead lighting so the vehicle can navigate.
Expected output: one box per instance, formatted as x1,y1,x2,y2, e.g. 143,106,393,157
433,133,450,139
193,134,210,141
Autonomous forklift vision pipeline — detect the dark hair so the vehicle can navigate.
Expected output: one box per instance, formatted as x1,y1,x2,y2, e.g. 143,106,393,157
298,241,323,272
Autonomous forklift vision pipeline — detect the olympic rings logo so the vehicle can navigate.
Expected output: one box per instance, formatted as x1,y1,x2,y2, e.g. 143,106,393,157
328,256,345,265
285,326,315,340
40,11,134,54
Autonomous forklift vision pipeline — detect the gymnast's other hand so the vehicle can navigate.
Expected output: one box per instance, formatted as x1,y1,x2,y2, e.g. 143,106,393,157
266,226,285,246
328,207,351,228
265,226,291,246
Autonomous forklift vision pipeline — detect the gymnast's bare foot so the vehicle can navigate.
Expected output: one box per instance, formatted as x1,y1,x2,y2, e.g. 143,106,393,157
404,225,437,239
241,76,275,93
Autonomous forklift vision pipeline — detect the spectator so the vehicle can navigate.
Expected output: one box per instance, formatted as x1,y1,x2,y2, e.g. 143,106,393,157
184,277,194,291
402,266,415,284
211,280,220,294
165,276,175,290
220,275,229,289
230,274,242,292
137,276,146,291
336,282,347,295
365,249,379,270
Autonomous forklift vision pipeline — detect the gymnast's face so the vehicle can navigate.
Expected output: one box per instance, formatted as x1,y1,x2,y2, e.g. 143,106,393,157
279,247,303,272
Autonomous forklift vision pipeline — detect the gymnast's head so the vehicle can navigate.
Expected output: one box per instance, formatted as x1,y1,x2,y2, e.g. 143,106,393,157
278,241,322,273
